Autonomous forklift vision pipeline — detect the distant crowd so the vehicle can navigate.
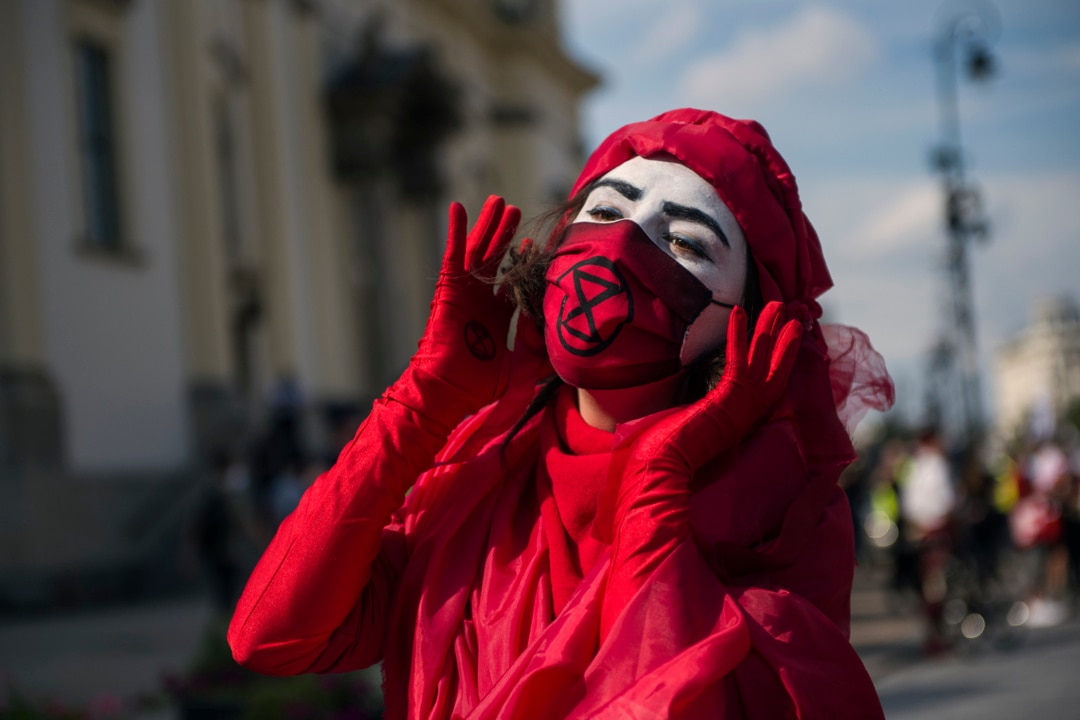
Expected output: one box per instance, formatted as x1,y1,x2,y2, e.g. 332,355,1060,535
847,422,1079,654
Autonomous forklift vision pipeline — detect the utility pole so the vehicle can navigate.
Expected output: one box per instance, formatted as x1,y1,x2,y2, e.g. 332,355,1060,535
929,3,998,454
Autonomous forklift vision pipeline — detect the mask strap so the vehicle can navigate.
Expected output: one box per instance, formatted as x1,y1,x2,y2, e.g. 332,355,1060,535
710,298,738,310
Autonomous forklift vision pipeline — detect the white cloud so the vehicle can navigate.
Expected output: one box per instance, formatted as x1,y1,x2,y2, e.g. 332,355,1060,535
805,170,1080,426
678,5,879,110
563,0,1080,431
847,182,940,259
974,171,1080,335
801,177,940,262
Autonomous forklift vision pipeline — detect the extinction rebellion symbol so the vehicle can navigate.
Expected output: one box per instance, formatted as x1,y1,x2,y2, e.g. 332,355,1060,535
464,320,497,361
555,257,634,357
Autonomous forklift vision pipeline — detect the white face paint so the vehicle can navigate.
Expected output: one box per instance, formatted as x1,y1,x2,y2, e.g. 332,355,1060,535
572,156,749,364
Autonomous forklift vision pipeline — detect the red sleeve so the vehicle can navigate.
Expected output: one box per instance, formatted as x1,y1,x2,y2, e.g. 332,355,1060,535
600,445,690,641
602,416,854,642
227,372,474,676
691,420,858,635
599,416,803,641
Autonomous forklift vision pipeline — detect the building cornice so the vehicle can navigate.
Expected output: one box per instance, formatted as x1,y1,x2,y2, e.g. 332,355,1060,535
424,0,601,96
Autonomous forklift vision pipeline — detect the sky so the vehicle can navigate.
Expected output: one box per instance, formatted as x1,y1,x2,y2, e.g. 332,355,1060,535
559,0,1080,431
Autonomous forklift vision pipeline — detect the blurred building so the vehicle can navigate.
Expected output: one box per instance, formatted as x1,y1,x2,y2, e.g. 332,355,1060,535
0,0,597,607
994,295,1080,443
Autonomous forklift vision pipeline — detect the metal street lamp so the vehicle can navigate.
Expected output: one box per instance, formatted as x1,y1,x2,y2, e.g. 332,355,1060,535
929,2,999,453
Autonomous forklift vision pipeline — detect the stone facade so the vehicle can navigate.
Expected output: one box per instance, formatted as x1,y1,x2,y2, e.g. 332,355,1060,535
0,0,597,607
994,296,1080,442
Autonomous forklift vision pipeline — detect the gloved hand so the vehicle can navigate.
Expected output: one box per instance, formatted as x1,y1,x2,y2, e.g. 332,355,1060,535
230,197,547,675
389,195,546,431
601,302,804,639
625,301,804,477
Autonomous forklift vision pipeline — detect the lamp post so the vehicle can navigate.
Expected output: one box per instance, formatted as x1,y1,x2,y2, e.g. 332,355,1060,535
929,3,998,453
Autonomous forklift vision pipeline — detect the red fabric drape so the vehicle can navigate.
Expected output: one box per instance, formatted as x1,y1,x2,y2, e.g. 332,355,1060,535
232,380,882,718
230,108,890,718
383,386,879,718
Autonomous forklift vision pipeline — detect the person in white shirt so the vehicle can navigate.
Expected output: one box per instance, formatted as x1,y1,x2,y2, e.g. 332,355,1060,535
899,426,956,654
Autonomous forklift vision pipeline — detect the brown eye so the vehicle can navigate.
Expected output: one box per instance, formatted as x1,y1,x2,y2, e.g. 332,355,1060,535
663,232,710,261
586,206,623,222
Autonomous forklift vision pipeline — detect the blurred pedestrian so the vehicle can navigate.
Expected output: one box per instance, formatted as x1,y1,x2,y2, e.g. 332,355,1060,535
270,372,306,468
865,438,920,608
1064,445,1080,605
899,426,957,654
193,449,246,617
1011,441,1070,626
957,453,1006,595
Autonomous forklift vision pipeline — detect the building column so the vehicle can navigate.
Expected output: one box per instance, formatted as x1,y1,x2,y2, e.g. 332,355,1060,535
243,0,313,388
293,3,362,406
165,0,238,457
0,0,64,473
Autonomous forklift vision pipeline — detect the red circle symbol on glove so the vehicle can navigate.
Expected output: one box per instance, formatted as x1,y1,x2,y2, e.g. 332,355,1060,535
553,257,634,357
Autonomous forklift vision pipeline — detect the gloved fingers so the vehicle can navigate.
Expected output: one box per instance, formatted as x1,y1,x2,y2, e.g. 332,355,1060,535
442,201,469,277
464,195,507,273
759,300,786,331
669,307,749,450
670,303,797,469
766,318,804,387
722,305,750,377
748,332,774,382
747,301,785,365
662,382,739,472
479,203,521,274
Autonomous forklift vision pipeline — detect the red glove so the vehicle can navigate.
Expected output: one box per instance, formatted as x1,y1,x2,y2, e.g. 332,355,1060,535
625,302,804,474
601,302,804,639
229,198,548,675
389,195,538,432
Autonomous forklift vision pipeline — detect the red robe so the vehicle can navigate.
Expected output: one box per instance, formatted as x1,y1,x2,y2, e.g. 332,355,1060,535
229,335,883,718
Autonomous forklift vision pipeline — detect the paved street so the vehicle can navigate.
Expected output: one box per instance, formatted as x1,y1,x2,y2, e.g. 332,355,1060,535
850,563,1080,719
876,618,1080,719
0,567,1077,718
849,563,925,684
0,594,210,714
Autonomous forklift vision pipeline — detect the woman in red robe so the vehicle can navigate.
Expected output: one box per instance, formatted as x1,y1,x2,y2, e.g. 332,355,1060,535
228,109,894,718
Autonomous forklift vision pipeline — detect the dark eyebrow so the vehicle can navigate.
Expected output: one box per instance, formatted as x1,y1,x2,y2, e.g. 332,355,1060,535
662,201,730,248
591,178,642,201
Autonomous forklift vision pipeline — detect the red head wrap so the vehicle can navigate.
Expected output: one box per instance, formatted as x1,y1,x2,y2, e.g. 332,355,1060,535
571,108,894,437
571,108,832,311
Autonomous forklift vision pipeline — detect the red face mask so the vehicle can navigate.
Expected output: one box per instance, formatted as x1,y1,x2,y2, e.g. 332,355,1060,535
543,220,734,390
